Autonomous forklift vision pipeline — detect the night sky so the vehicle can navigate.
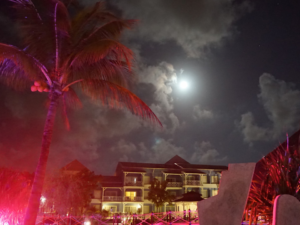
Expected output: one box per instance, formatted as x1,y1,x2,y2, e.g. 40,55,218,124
1,0,300,175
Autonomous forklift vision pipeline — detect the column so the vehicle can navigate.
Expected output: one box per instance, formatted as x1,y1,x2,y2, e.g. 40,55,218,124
102,188,106,202
164,203,167,212
141,203,144,214
122,203,125,213
124,172,128,186
123,187,126,201
142,173,145,186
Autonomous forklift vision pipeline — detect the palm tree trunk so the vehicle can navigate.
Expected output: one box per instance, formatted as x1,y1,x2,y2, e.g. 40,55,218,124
24,91,61,225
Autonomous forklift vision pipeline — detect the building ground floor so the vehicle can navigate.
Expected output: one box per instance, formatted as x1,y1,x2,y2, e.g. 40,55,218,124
91,201,199,214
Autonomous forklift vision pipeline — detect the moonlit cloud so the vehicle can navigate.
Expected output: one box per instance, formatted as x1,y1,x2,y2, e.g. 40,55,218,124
137,62,182,133
193,104,214,120
238,112,270,144
238,73,300,144
191,141,227,163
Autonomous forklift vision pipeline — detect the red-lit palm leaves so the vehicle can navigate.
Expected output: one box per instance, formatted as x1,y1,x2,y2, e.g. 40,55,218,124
245,137,300,224
0,1,161,224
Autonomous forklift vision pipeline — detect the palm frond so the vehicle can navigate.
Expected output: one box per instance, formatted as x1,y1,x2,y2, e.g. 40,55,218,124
62,95,70,130
0,60,32,90
0,43,49,88
66,59,132,87
55,1,71,69
76,19,136,48
70,2,111,44
64,39,133,80
63,86,82,109
77,79,162,126
10,0,56,68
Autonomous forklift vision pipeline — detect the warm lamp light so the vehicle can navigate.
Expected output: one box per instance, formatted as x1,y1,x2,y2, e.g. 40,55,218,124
40,196,46,203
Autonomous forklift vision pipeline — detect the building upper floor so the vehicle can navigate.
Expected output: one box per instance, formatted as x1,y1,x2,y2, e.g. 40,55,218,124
99,155,227,192
107,155,227,188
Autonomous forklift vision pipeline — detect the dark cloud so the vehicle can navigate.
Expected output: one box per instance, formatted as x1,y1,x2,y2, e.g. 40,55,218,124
109,0,252,57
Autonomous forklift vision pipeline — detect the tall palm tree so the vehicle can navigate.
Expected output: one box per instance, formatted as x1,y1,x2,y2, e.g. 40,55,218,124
0,0,161,224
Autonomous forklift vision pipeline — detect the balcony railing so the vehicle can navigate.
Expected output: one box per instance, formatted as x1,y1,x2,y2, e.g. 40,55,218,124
125,181,143,186
103,196,143,202
183,180,202,186
103,196,123,201
166,182,182,187
124,196,143,201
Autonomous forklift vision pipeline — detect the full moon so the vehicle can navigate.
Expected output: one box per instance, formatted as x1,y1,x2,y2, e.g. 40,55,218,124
179,80,189,90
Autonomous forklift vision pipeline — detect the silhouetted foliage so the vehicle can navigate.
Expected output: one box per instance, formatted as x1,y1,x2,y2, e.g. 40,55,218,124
43,169,99,215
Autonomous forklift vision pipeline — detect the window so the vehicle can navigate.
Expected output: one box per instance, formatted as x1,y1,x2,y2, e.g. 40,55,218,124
144,191,149,198
168,191,177,197
202,189,208,198
187,175,196,181
144,176,150,184
103,206,117,212
212,189,218,196
211,175,218,184
126,177,138,183
125,191,136,200
201,175,207,183
125,206,137,213
105,191,117,196
167,178,176,182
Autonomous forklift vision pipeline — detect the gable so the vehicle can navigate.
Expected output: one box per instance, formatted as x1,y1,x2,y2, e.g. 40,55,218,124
165,155,190,165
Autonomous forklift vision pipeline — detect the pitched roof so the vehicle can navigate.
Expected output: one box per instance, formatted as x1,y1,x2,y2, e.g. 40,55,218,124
116,155,228,172
61,159,89,172
165,155,190,165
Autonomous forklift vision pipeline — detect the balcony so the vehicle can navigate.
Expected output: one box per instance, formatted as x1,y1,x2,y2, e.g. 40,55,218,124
125,181,143,186
124,196,143,202
211,181,219,184
183,180,202,186
103,196,123,201
103,196,143,202
166,182,182,187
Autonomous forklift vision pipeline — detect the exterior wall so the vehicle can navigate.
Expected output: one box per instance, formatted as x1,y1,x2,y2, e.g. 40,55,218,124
98,168,224,213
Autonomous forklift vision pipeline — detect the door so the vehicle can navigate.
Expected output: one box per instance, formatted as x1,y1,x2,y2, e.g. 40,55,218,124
144,205,150,213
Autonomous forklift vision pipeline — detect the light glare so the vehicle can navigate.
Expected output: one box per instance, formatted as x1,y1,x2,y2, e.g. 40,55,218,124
180,81,189,90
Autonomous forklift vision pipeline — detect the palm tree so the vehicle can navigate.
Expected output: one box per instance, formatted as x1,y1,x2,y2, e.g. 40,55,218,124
0,0,161,224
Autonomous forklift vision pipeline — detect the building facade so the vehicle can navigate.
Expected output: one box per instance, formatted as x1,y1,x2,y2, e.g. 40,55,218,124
91,155,227,214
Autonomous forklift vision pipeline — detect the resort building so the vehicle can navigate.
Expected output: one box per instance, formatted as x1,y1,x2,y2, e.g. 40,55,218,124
92,155,227,214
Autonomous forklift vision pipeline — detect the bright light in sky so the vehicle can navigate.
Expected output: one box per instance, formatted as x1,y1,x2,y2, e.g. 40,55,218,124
179,80,189,90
